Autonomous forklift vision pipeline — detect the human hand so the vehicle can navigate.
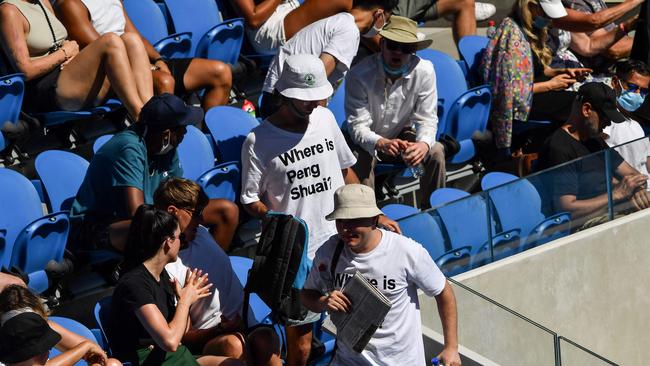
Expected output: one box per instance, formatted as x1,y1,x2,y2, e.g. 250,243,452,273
376,138,407,157
82,341,108,365
548,74,577,90
173,268,212,306
402,141,429,166
437,346,461,366
61,40,79,59
377,214,401,234
631,187,650,211
219,313,242,332
321,290,351,313
565,68,592,81
613,174,648,201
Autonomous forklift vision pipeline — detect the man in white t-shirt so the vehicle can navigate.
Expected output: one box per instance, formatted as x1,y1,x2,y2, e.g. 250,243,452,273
258,0,399,118
241,54,399,366
346,16,449,208
153,178,252,360
301,184,461,366
603,60,650,181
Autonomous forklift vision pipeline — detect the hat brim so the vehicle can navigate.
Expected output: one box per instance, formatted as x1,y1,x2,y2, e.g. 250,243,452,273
540,2,568,18
278,83,333,101
0,327,61,363
325,206,384,221
602,107,627,124
380,31,433,51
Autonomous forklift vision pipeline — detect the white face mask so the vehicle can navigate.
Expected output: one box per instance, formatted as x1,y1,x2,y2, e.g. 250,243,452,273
362,11,386,38
156,132,173,155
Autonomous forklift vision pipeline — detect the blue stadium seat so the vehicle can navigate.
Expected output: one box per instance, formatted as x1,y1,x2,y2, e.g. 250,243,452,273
49,316,102,366
92,134,113,154
93,297,114,353
35,150,89,212
27,270,49,294
205,106,259,163
328,79,346,128
398,211,447,262
0,73,25,153
123,0,193,58
416,49,491,164
429,187,469,208
381,204,418,220
197,161,240,201
229,256,272,327
177,125,215,181
458,35,489,87
9,212,69,274
481,172,572,251
162,0,244,63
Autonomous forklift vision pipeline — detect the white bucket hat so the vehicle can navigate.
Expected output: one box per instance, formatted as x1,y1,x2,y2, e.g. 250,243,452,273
539,0,567,19
326,184,383,221
276,54,333,101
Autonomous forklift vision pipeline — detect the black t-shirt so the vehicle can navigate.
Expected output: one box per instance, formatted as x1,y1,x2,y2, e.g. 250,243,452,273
110,264,177,362
538,128,624,202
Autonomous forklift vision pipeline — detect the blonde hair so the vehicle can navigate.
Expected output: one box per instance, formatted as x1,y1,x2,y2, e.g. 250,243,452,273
511,0,553,67
153,177,209,211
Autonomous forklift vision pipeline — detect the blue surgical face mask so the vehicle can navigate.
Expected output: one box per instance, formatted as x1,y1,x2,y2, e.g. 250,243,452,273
618,80,646,112
382,58,409,77
533,16,552,30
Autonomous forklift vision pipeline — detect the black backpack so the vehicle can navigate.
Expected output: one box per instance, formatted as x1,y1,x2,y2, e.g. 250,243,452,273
243,212,311,326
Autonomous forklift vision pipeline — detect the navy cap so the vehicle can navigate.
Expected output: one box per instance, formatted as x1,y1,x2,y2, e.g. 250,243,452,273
577,83,626,123
139,93,204,130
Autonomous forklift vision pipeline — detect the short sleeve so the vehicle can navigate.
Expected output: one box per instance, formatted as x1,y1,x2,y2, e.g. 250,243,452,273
322,15,360,71
405,241,446,297
110,144,146,190
119,276,156,313
240,132,265,205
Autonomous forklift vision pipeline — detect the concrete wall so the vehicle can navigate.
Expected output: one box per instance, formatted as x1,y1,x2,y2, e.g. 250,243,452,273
419,209,650,365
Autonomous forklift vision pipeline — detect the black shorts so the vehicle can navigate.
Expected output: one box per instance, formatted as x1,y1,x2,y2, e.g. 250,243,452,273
24,67,61,113
165,58,193,96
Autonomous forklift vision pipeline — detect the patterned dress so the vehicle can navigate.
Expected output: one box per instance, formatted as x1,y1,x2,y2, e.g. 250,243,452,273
480,17,534,149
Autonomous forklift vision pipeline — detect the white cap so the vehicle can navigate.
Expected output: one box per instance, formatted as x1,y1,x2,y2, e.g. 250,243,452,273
539,0,567,19
276,54,333,101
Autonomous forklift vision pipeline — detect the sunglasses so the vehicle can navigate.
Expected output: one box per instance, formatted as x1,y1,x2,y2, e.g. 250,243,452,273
182,207,203,220
385,39,417,54
622,81,649,97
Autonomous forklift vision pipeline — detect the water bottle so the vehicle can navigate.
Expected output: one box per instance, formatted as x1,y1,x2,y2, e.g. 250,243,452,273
409,163,425,179
431,357,440,366
486,20,496,39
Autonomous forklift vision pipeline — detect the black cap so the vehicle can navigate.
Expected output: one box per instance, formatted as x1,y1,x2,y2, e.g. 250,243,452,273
0,311,61,363
577,82,626,123
139,93,204,130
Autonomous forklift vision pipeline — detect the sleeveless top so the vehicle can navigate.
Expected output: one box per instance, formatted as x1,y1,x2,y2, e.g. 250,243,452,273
2,0,67,59
80,0,125,36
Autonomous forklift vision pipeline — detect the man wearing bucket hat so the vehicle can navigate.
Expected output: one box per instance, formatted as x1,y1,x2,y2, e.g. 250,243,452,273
241,54,399,366
346,16,453,208
301,184,460,366
69,93,239,255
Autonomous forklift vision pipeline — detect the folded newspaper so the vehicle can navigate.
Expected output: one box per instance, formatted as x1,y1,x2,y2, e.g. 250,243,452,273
322,271,392,352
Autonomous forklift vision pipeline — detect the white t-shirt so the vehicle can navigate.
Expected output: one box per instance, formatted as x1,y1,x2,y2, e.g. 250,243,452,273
262,12,360,94
240,107,356,259
246,0,299,54
165,226,243,329
80,0,125,36
603,117,650,178
304,230,447,366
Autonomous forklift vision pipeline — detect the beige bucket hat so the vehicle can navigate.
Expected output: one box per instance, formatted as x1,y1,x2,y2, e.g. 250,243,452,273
379,16,433,51
326,184,383,221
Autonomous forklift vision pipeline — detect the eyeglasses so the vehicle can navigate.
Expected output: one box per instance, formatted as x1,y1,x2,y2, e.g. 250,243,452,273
384,39,417,54
621,80,649,97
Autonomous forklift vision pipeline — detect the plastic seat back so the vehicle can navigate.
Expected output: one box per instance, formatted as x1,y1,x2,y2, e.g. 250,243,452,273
458,35,489,86
92,134,113,154
398,212,448,261
163,0,222,55
435,193,490,253
0,74,25,151
177,125,215,181
197,161,240,201
229,256,272,327
381,204,418,221
35,150,89,212
429,187,469,208
328,80,346,128
49,316,98,366
94,297,114,352
196,18,245,65
205,106,259,163
0,168,44,267
10,212,70,273
123,0,169,44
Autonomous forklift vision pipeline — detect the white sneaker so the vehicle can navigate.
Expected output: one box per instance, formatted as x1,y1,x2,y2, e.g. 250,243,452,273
475,2,496,21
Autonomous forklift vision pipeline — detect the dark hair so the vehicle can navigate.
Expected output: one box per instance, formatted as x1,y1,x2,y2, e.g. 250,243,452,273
615,59,650,81
352,0,399,12
0,285,48,318
122,204,179,273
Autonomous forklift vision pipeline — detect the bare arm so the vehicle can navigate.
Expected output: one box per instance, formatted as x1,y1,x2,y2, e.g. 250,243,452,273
320,52,337,76
113,186,146,218
552,0,644,32
46,340,105,366
342,167,359,184
55,0,100,48
603,36,633,59
244,200,269,219
570,27,625,57
230,0,282,29
434,282,461,366
0,4,69,80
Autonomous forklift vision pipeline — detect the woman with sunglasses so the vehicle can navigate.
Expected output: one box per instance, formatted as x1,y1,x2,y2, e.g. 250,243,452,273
0,0,151,120
109,205,240,365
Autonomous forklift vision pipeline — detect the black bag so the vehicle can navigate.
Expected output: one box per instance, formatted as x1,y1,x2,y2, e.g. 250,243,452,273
243,212,311,326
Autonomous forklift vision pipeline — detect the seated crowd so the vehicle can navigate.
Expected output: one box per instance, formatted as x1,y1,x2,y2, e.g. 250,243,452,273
1,0,649,365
